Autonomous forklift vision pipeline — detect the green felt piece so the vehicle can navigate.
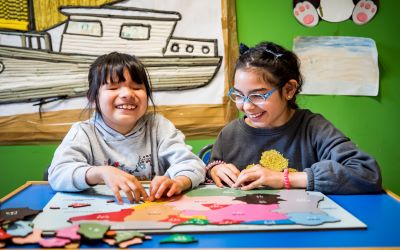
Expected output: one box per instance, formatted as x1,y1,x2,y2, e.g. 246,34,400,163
182,218,209,225
115,231,144,243
78,223,109,240
159,234,198,244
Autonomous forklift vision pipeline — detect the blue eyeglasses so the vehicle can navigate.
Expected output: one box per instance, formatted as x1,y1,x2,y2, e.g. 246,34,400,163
228,87,278,105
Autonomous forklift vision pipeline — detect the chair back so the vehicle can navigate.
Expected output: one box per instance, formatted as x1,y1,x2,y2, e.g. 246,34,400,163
197,144,213,164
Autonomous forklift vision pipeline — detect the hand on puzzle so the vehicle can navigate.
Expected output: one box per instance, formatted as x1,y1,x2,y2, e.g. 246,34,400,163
210,163,241,188
233,164,284,190
148,175,188,201
87,166,148,204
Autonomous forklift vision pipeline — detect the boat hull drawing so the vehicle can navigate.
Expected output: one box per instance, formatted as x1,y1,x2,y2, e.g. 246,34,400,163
0,5,222,104
0,46,221,104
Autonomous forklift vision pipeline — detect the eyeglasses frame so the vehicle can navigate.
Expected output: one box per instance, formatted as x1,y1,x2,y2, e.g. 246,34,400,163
227,82,286,105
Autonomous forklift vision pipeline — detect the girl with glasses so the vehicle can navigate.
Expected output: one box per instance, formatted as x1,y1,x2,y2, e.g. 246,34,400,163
48,52,205,204
206,41,382,194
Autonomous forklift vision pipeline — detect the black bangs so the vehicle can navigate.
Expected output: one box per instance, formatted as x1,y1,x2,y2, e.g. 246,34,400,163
104,63,126,85
99,53,148,86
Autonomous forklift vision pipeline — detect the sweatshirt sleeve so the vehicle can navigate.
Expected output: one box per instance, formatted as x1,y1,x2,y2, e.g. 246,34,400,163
303,114,382,194
155,115,206,188
48,123,93,192
209,129,225,163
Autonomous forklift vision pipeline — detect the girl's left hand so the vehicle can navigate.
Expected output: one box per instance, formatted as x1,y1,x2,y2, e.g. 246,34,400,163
148,176,190,201
233,164,284,190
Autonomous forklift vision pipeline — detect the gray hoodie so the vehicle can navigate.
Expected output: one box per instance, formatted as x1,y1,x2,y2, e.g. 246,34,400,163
48,112,205,191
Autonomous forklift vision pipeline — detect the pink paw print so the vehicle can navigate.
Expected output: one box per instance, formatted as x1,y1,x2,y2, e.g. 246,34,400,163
293,1,319,27
352,0,377,25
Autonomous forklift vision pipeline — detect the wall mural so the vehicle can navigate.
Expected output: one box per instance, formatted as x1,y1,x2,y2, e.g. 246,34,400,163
0,0,238,144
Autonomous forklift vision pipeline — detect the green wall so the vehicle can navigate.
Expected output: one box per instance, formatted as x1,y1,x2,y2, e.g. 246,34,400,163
235,0,399,194
1,0,399,197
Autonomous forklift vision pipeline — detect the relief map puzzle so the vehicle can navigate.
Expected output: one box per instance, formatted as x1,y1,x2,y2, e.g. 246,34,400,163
33,184,366,233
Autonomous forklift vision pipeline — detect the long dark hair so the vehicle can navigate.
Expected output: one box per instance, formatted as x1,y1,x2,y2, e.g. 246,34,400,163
235,42,303,109
86,51,155,116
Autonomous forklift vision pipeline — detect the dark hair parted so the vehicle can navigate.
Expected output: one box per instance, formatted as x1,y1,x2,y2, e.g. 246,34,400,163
87,51,155,115
235,41,303,109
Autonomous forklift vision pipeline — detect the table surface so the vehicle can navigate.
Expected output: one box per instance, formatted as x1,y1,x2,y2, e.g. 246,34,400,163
1,181,400,249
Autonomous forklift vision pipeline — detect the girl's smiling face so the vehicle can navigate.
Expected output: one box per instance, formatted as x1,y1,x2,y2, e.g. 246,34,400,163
98,68,148,135
233,68,296,129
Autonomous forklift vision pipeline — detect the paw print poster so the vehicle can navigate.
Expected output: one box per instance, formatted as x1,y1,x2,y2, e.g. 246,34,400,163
293,0,379,27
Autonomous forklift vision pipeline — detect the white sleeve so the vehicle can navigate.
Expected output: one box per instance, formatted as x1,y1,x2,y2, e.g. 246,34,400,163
155,116,206,188
48,123,93,192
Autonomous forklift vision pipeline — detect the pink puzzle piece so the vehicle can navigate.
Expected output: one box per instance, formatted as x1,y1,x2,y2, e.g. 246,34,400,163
68,203,91,208
56,224,81,241
38,237,71,248
12,229,43,245
118,237,143,248
182,203,287,223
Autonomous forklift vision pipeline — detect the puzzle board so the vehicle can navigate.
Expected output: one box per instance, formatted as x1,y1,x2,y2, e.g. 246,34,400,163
33,184,366,233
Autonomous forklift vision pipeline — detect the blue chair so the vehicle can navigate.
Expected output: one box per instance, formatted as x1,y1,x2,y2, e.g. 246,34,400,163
197,144,213,164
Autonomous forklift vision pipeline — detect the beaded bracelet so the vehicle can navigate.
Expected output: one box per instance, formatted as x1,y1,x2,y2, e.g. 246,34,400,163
206,160,225,173
283,168,291,189
205,160,225,183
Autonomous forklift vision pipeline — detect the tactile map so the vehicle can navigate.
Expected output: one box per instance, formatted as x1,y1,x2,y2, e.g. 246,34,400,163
33,185,366,233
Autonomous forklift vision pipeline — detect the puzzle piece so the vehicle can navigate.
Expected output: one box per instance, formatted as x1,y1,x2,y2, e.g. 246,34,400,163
68,203,91,208
0,207,41,225
160,234,197,244
11,228,43,245
119,237,143,248
78,223,109,240
182,217,209,225
56,224,81,241
234,193,284,205
65,242,80,248
6,221,33,237
288,212,340,225
69,208,132,223
0,228,11,241
38,237,71,248
114,230,144,243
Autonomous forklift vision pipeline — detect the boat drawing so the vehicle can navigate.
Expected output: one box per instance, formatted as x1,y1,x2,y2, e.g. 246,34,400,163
0,4,222,104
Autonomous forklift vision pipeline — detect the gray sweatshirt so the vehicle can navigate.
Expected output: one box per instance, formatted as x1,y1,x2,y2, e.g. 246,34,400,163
48,113,206,192
210,109,382,194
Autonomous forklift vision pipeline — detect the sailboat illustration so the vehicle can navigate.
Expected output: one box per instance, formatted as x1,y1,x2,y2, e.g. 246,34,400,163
0,3,222,104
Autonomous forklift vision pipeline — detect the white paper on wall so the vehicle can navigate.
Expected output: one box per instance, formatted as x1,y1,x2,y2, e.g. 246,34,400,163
293,36,379,96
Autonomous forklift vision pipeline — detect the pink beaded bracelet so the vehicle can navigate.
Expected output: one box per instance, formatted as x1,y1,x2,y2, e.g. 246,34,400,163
204,160,225,183
206,160,225,173
283,168,291,189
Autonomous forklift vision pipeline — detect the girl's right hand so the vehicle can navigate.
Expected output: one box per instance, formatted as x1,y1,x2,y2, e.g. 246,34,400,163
86,166,148,204
209,163,241,188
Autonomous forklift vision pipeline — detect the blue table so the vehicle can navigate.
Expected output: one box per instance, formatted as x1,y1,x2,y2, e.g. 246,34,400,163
1,181,400,249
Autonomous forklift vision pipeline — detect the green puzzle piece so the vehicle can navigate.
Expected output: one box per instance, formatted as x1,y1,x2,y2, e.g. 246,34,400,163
115,230,145,243
160,234,198,244
78,223,109,240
